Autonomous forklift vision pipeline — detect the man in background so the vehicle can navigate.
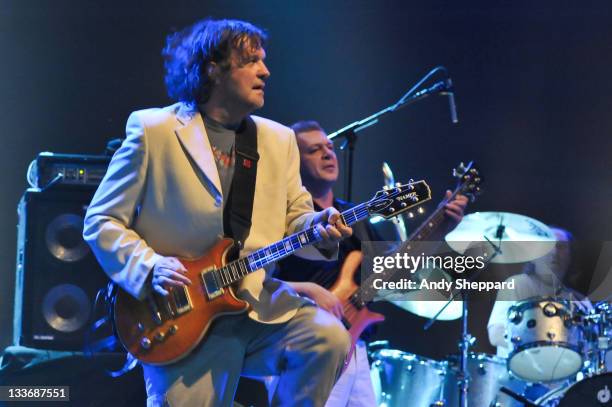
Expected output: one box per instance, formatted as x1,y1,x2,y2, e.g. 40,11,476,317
271,120,468,406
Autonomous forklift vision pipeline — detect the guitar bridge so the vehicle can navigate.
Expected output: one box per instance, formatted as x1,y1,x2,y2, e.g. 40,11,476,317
201,267,224,300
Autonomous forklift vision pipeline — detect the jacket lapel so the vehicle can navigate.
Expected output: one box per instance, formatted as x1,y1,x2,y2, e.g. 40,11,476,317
174,105,223,200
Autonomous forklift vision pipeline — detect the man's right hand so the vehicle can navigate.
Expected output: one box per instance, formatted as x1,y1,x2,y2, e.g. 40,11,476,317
151,257,192,296
290,281,344,319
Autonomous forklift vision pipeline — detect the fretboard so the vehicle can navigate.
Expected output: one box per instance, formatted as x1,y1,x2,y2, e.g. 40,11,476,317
215,202,371,288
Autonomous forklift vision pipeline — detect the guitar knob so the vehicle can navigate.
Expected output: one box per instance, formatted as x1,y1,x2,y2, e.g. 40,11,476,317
388,207,395,213
168,325,178,334
155,331,166,342
137,323,145,333
140,337,152,350
417,207,425,214
400,202,407,208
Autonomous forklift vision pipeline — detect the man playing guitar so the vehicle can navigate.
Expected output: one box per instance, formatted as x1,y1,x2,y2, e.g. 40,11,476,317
83,19,353,406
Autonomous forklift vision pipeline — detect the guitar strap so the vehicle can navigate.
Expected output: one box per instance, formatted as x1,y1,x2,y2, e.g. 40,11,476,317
224,116,259,246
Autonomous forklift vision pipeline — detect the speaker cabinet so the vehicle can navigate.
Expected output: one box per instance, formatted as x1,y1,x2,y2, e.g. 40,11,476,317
14,187,108,350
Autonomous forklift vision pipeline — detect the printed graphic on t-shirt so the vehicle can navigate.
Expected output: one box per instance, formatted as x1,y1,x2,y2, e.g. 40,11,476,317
211,145,235,169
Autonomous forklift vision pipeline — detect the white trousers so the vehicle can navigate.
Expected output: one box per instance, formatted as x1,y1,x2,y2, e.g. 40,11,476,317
266,340,376,407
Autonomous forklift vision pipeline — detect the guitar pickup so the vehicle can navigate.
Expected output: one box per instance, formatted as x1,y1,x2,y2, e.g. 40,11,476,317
201,267,224,300
349,292,366,310
171,286,193,315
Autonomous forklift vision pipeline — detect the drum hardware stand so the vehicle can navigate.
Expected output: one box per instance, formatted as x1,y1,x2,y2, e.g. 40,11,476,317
424,235,504,407
327,66,456,201
590,301,611,374
499,387,539,407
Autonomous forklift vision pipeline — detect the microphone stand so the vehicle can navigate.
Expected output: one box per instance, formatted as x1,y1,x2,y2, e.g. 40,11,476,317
423,235,504,407
328,66,453,201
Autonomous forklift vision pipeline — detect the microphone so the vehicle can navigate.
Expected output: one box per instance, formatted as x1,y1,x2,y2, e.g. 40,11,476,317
445,78,459,124
411,80,448,98
409,78,459,124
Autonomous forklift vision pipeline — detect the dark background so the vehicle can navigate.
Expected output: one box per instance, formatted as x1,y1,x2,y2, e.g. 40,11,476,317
1,0,611,400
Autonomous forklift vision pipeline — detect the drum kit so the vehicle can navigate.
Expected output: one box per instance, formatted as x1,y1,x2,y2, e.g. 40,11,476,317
370,212,612,407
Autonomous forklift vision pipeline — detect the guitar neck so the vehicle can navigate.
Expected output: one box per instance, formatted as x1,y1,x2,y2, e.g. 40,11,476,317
404,186,461,244
216,203,370,287
357,187,461,302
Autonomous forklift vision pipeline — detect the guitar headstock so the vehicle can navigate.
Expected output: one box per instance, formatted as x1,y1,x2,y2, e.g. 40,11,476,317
453,161,482,201
367,180,432,219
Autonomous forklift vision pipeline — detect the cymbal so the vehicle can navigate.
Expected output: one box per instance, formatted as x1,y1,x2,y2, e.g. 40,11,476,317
445,211,556,264
379,266,463,320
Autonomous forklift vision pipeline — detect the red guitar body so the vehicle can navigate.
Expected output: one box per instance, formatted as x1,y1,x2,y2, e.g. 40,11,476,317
113,238,248,365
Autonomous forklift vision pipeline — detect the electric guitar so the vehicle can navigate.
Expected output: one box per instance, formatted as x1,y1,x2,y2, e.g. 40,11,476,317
113,180,431,365
329,162,482,368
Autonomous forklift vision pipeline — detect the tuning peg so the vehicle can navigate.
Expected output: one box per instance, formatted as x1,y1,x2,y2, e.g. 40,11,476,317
453,162,467,177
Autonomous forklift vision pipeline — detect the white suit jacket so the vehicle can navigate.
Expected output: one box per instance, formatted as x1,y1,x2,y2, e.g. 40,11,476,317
83,103,331,323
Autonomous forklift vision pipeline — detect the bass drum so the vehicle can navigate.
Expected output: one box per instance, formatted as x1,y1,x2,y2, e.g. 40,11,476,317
536,373,612,406
370,349,447,407
443,353,547,407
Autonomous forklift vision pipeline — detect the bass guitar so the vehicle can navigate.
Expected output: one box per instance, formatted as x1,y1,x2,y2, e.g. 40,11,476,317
328,162,482,368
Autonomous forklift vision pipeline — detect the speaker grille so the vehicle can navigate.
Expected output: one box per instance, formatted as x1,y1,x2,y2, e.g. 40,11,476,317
42,284,91,333
45,213,90,262
14,187,109,350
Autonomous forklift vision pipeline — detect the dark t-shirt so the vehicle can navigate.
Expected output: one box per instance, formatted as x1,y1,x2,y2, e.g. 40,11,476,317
202,115,236,203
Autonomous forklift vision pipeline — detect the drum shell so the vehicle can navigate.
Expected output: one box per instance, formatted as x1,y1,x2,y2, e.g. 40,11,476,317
370,349,447,407
536,372,612,406
443,353,536,407
507,299,585,382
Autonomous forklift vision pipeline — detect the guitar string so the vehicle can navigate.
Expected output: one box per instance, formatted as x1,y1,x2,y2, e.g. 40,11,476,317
216,183,427,286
